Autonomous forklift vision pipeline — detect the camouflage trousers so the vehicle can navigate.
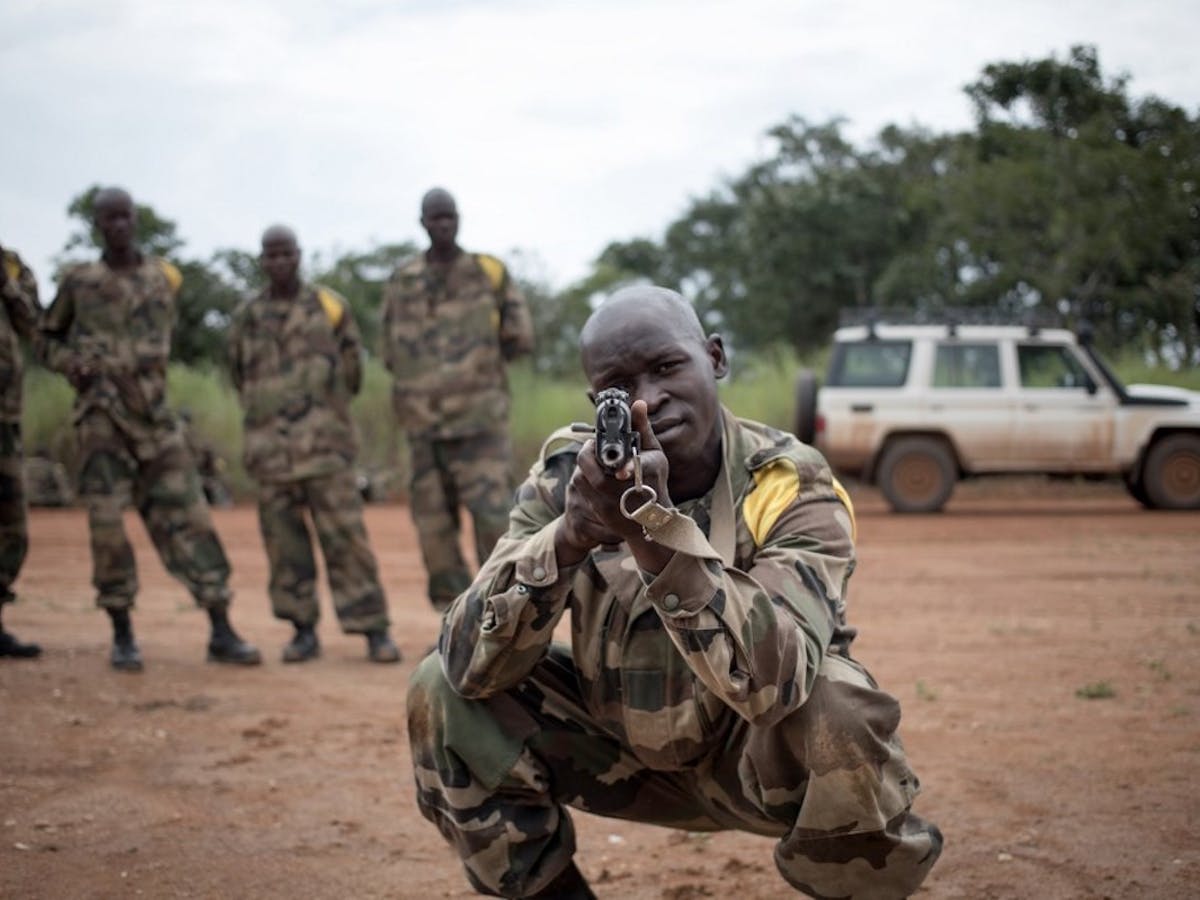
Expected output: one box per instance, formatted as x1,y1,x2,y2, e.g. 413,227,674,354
257,468,389,633
408,645,942,899
0,423,27,605
408,429,514,611
76,409,231,610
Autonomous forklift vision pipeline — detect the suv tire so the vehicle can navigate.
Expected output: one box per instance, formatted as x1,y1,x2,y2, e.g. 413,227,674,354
793,369,818,444
1142,434,1200,510
877,436,957,513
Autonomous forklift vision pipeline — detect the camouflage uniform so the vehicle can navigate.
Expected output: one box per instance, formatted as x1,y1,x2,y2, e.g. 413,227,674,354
37,255,233,611
0,247,39,609
381,251,534,610
408,410,942,898
229,283,389,634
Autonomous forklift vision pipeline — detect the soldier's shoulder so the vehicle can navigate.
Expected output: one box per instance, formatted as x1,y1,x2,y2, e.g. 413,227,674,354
391,253,426,279
471,252,509,291
737,416,829,474
149,257,183,293
312,284,349,327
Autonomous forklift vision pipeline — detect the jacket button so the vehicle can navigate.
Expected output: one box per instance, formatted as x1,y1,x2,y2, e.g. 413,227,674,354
532,565,546,581
662,593,680,611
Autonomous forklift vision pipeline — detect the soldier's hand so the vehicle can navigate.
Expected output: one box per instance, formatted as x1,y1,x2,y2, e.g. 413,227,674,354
566,401,671,547
64,356,96,391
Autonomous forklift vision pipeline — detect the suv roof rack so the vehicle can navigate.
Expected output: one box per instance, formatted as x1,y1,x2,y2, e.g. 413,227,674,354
839,306,1065,337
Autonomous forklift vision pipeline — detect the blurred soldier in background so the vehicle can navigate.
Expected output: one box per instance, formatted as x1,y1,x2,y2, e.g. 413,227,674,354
37,187,260,671
229,225,400,664
0,243,42,658
381,188,534,612
23,446,74,507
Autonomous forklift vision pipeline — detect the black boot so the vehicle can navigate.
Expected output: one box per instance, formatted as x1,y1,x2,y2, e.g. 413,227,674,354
365,629,401,664
206,608,262,666
0,627,41,658
108,608,142,672
282,624,320,663
526,862,596,900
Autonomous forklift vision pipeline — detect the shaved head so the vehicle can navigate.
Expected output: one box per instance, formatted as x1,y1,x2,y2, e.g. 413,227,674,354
581,285,705,356
93,186,132,218
260,224,299,249
421,187,456,217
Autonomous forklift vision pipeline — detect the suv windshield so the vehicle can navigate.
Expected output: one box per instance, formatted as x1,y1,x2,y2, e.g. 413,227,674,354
828,340,912,388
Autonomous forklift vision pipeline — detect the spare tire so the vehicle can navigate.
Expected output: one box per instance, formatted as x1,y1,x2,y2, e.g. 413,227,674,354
793,369,818,444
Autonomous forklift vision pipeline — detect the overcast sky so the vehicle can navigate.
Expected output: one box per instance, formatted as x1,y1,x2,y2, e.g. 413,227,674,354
2,0,1198,297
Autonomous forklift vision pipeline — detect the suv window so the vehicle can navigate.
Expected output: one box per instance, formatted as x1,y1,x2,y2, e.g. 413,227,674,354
1018,344,1092,389
933,343,1001,388
828,340,911,388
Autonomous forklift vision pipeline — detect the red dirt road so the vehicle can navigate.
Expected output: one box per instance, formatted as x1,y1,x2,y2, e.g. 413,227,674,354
2,482,1198,899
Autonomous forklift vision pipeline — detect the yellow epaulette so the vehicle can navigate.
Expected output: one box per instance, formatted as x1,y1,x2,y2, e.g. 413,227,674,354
743,462,858,545
2,251,21,284
157,259,183,294
475,253,506,292
315,286,346,328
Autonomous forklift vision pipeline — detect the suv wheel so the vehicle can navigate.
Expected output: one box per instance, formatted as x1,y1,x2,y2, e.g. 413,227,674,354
793,369,818,444
877,437,957,513
1142,434,1200,510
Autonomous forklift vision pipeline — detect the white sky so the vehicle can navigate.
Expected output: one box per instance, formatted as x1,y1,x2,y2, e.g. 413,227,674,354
2,0,1198,297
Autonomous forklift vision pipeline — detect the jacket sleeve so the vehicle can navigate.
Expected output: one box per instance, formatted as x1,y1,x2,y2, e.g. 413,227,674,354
379,278,403,378
440,452,578,697
333,297,364,395
642,457,854,727
34,270,77,374
1,250,40,340
227,306,245,393
497,267,534,362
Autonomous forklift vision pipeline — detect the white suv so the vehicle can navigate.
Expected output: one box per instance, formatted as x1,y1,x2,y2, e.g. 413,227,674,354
793,322,1200,512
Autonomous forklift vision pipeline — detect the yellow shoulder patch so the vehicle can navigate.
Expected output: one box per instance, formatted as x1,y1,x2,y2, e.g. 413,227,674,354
831,476,858,542
744,459,800,546
744,461,858,545
316,286,345,328
158,259,183,294
476,254,506,292
2,252,21,284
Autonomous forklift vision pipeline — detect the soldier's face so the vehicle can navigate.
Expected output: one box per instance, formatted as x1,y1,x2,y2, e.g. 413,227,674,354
95,198,135,252
421,198,459,251
583,307,727,482
260,238,301,288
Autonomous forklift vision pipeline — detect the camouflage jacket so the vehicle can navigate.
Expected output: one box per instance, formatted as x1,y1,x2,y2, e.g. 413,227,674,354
1,246,40,424
440,409,858,771
229,283,363,483
380,250,533,438
38,254,182,436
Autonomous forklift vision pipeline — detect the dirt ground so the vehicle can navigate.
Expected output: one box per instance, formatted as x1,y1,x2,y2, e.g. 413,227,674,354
1,479,1198,899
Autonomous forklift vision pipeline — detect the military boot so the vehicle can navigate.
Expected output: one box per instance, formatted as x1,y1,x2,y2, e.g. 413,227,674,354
366,629,401,664
206,608,262,666
525,862,596,899
282,625,320,663
107,608,143,672
0,628,42,659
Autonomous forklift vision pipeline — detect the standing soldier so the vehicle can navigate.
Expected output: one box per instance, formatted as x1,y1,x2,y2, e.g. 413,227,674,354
37,187,260,671
381,188,534,612
229,225,400,664
0,244,41,658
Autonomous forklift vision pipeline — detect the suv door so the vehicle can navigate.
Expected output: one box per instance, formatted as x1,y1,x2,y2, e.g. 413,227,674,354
1013,342,1116,468
819,339,913,473
929,341,1014,470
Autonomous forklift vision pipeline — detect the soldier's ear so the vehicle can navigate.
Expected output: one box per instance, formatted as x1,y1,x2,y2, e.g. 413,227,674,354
707,335,728,379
